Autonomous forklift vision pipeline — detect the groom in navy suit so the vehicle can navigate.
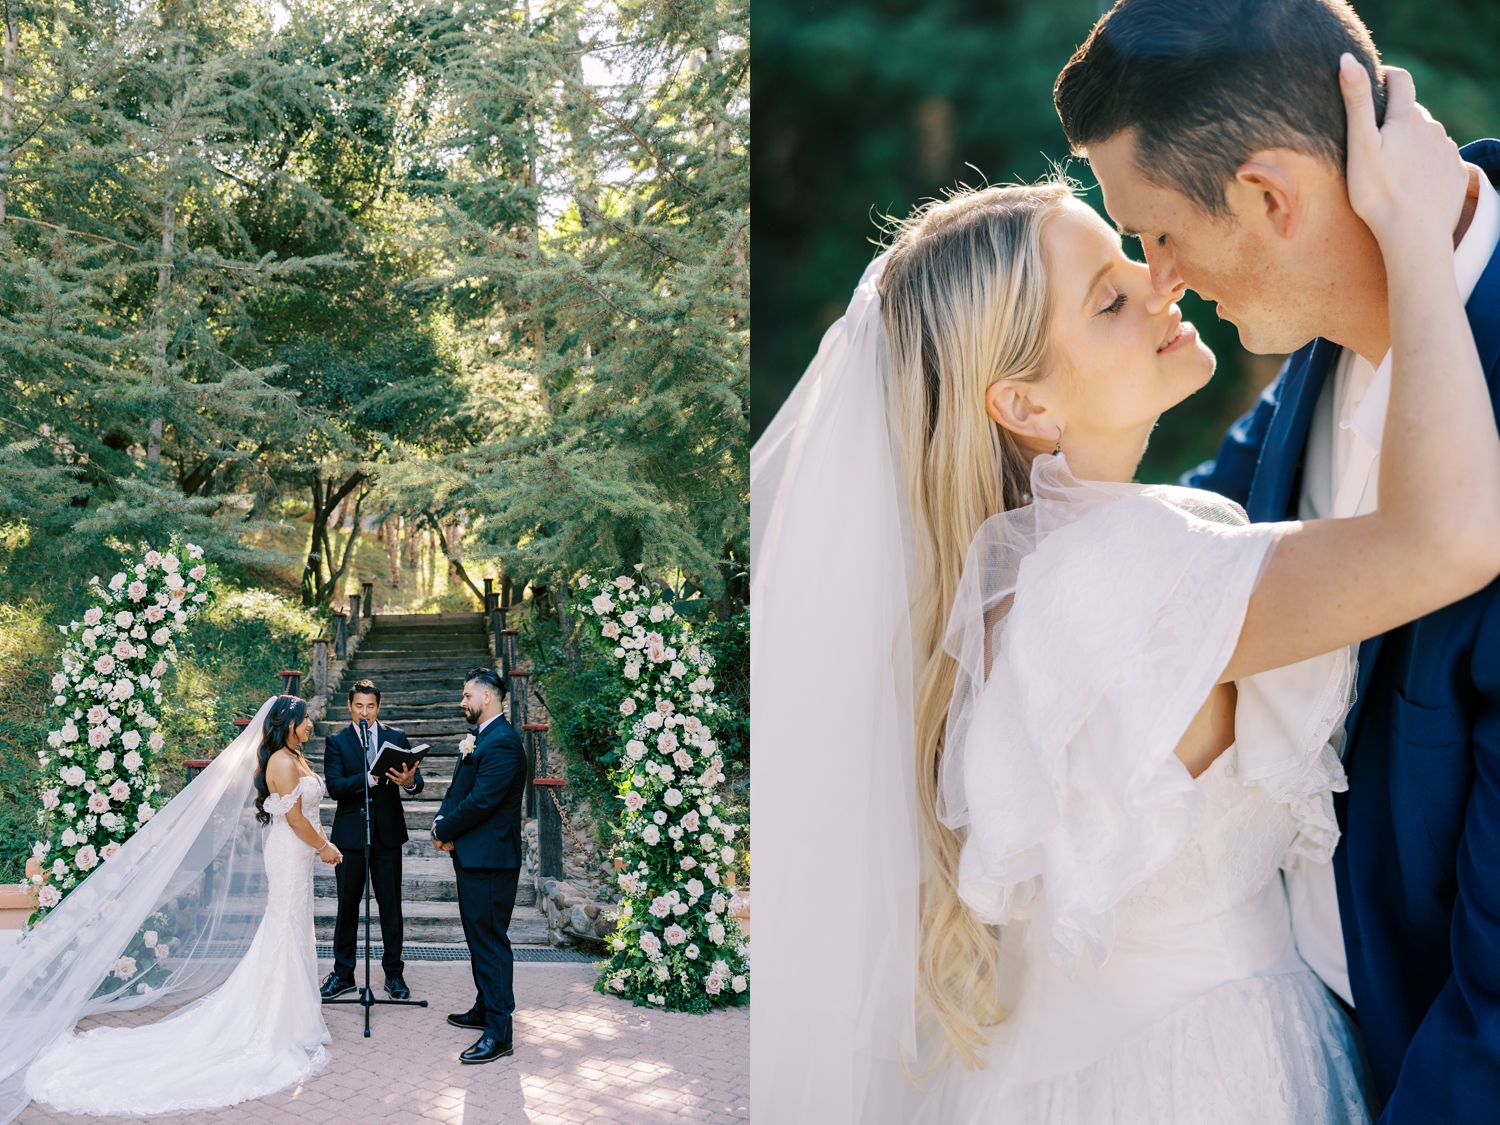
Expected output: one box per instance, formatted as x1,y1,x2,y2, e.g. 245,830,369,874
431,666,528,1063
1057,1,1500,1119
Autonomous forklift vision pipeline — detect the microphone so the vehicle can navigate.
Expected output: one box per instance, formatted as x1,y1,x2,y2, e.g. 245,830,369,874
359,719,372,784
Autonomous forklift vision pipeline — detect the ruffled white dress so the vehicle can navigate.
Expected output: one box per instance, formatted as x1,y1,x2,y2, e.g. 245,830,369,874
933,456,1369,1124
26,774,331,1116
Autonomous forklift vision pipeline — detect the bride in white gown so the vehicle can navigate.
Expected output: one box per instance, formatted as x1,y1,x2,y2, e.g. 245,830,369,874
18,695,341,1118
750,64,1500,1123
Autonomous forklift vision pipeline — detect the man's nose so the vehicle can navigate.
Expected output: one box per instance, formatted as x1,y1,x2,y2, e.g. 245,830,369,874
1142,244,1186,313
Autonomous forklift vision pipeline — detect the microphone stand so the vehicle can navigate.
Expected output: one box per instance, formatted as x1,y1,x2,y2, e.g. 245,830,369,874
324,718,428,1036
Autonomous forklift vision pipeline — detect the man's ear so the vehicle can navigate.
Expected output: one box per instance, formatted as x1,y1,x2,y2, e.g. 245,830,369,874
985,380,1059,445
1231,155,1299,239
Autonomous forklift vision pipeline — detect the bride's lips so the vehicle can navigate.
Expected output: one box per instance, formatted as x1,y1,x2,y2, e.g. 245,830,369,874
1156,312,1195,354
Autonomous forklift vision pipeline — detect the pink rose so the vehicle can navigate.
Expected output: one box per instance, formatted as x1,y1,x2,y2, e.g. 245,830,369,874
100,842,121,862
127,581,148,601
189,565,207,581
83,607,103,627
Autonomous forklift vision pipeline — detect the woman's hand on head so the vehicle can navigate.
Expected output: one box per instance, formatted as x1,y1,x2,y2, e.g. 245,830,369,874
1340,54,1466,250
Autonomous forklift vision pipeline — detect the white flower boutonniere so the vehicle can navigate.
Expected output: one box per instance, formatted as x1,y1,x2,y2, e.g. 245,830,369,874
459,734,477,759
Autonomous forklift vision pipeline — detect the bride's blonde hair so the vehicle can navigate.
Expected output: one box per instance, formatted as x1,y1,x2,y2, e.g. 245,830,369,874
879,181,1073,1068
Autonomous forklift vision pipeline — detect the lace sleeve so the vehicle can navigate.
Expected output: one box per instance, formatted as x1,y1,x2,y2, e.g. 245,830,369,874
261,790,299,816
944,489,1284,975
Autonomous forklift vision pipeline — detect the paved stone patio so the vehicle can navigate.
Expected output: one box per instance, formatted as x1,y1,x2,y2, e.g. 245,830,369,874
18,960,748,1124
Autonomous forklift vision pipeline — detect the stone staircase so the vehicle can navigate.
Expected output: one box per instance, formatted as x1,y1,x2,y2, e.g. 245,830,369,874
304,612,547,947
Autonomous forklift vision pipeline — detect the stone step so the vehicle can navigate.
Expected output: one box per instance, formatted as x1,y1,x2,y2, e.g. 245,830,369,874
313,899,549,944
346,658,490,674
321,798,442,832
314,856,459,900
313,717,474,739
365,689,482,707
371,612,487,625
312,857,538,908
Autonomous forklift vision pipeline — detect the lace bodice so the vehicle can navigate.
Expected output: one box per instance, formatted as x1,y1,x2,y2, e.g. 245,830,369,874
262,773,324,826
1115,745,1294,933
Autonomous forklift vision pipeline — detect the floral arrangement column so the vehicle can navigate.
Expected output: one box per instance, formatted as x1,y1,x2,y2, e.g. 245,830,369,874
25,541,219,923
574,572,749,1012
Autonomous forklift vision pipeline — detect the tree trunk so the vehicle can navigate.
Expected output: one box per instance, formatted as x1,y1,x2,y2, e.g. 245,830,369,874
0,7,19,230
383,515,401,588
147,43,188,467
302,470,365,606
423,510,485,605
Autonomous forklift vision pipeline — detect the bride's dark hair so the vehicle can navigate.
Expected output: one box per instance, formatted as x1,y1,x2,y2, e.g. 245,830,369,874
254,695,310,826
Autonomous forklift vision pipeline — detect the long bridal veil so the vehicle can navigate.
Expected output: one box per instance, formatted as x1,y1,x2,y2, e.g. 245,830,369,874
751,257,938,1123
0,695,278,1125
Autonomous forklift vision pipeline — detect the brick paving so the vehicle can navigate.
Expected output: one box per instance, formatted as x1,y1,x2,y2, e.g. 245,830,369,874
17,960,749,1124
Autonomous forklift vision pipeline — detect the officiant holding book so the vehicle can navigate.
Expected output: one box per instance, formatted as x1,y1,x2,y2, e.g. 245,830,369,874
320,679,423,1002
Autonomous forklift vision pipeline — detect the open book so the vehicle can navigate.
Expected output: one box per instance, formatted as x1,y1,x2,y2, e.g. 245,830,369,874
370,741,429,778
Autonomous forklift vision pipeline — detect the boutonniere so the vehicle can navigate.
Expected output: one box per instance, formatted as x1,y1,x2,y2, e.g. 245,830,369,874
459,734,476,759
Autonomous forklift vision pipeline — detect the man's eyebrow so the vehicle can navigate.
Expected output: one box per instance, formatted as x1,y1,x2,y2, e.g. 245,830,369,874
1115,222,1139,238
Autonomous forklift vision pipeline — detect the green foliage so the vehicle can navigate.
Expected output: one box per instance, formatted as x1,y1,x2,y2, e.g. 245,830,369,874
0,599,58,885
753,0,1500,483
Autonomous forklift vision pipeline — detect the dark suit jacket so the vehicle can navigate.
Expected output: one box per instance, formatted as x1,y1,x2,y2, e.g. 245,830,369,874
1182,139,1500,1123
324,722,423,850
432,714,527,869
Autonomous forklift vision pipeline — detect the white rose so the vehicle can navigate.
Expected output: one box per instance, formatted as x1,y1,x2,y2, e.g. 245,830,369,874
663,924,687,946
626,740,647,761
88,792,110,814
96,751,115,771
624,790,645,813
619,697,637,716
622,610,638,627
643,711,663,731
75,845,99,871
165,573,184,591
680,856,697,870
60,765,85,786
47,730,63,748
662,788,683,808
52,673,68,692
37,885,61,908
670,660,687,678
704,974,723,995
122,750,142,772
151,627,171,646
699,833,717,851
108,573,127,591
721,847,736,865
144,550,162,566
109,954,135,978
60,722,78,744
114,611,133,628
189,565,207,581
186,543,203,560
639,931,662,959
42,786,60,810
138,802,156,822
83,607,103,627
113,678,134,701
591,593,615,614
61,827,78,847
100,841,121,861
601,620,621,639
708,923,726,945
109,780,130,802
657,730,678,753
151,660,167,677
685,878,704,898
93,653,115,676
649,604,665,623
624,663,640,680
148,731,165,751
155,942,170,961
681,810,700,831
162,553,180,572
732,975,747,993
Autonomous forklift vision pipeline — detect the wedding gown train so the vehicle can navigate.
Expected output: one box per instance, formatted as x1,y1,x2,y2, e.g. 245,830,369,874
25,773,331,1116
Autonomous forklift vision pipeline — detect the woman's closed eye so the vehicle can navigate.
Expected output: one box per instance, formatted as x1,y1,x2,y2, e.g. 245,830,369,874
1098,291,1127,316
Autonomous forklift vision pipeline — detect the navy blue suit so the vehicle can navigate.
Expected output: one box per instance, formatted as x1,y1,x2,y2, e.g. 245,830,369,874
323,722,423,979
1184,139,1500,1122
433,713,528,1041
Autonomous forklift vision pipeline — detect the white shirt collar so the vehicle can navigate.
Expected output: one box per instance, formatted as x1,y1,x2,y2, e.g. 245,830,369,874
477,712,501,734
1346,168,1500,451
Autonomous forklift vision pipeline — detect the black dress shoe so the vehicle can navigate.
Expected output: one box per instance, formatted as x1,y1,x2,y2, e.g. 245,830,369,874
384,974,411,1000
460,1034,513,1064
320,971,356,1000
447,1008,487,1029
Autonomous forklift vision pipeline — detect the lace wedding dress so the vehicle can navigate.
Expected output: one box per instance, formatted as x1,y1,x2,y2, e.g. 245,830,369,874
926,458,1370,1123
25,773,331,1116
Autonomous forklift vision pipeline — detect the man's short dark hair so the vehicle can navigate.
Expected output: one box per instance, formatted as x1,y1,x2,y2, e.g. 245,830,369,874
1054,0,1387,216
347,679,380,705
465,667,507,699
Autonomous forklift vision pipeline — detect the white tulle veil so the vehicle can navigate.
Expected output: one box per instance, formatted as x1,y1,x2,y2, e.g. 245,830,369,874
0,695,280,1124
751,256,941,1122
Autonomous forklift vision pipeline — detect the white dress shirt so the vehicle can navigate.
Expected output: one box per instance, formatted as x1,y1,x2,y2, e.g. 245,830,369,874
1290,166,1500,1006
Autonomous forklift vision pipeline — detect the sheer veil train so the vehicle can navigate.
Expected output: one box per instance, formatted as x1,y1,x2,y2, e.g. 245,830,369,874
0,696,281,1124
751,256,943,1123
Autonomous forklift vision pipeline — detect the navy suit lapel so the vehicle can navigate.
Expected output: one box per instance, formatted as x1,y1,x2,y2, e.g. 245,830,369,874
1246,338,1341,522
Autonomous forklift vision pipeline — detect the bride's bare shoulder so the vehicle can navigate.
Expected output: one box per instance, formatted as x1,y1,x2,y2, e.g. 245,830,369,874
264,749,303,794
